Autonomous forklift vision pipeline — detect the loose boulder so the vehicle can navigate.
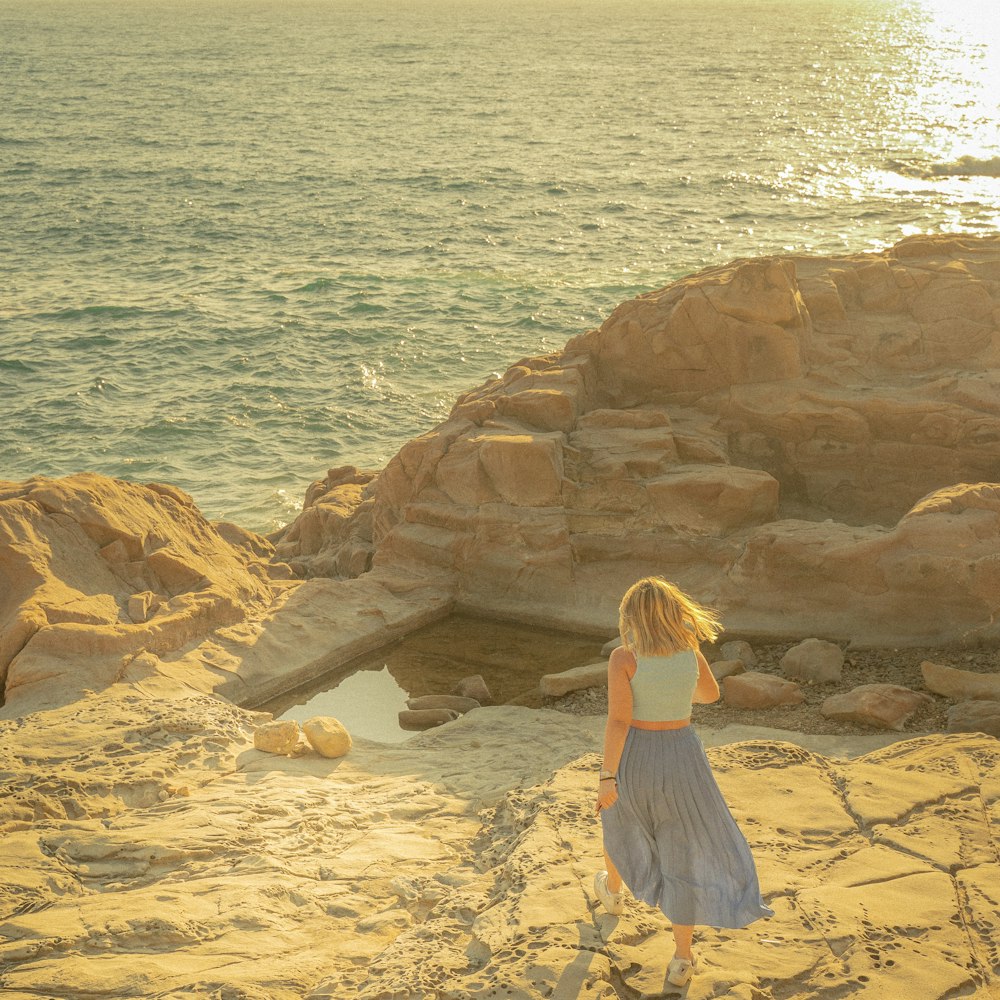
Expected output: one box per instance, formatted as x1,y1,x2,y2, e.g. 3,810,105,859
399,709,460,731
711,659,746,681
946,700,1000,738
253,720,301,755
539,661,607,698
406,695,481,714
779,639,844,684
453,675,493,705
921,660,1000,701
719,640,757,668
302,716,352,758
820,684,934,731
721,671,805,709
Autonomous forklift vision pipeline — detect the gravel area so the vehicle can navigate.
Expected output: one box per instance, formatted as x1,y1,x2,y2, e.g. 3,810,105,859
544,642,1000,737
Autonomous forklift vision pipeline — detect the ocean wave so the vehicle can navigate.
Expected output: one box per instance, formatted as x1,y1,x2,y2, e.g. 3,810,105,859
37,305,149,321
930,155,1000,178
294,278,336,293
890,155,1000,179
0,358,35,372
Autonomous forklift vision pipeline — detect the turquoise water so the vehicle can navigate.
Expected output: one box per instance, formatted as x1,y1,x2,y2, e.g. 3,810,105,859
3,0,998,532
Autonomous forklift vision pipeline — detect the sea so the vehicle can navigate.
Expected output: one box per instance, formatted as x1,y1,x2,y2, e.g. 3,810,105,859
3,0,998,533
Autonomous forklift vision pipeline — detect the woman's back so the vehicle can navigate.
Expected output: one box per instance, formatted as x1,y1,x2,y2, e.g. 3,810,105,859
629,648,699,722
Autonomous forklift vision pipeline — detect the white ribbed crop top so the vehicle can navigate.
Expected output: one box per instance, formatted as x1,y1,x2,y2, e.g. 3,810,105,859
629,648,699,721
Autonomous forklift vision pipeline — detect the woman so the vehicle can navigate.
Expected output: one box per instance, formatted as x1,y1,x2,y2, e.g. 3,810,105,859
594,577,773,987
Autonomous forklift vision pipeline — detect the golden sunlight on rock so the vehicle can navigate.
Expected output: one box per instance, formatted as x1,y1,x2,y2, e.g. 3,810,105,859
278,234,1000,649
2,237,998,999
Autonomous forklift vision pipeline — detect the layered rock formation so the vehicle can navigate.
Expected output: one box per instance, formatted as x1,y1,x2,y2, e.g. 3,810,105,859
0,474,289,711
281,234,1000,646
0,472,454,717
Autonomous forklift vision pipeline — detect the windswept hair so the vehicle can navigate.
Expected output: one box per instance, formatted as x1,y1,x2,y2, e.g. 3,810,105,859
618,577,723,655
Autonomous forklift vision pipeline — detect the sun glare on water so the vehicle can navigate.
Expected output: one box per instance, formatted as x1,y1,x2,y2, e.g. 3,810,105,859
914,0,1000,163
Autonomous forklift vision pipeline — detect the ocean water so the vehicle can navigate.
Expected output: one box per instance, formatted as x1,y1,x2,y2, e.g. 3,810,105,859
2,0,998,532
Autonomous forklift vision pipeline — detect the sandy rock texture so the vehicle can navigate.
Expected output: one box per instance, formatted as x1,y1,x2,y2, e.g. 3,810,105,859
0,473,453,718
0,474,280,712
1,693,997,1000
279,234,1000,646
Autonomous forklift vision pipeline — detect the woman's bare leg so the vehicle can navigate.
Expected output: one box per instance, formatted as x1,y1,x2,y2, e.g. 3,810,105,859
672,923,694,960
603,849,623,894
672,920,694,959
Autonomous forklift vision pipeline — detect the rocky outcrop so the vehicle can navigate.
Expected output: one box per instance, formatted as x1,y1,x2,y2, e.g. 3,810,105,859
282,234,1000,647
271,465,378,577
0,474,455,718
0,474,284,711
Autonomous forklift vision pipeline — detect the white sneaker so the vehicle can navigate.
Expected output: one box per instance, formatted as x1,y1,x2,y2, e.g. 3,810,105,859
594,870,625,915
667,954,697,987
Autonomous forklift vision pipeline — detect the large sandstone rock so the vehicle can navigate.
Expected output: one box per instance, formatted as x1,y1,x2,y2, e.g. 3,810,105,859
921,660,1000,701
0,474,280,711
821,684,935,731
1,690,998,1000
946,700,1000,738
722,671,805,709
279,235,1000,647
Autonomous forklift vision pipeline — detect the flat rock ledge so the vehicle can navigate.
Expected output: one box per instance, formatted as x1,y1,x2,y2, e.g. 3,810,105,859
1,691,997,1000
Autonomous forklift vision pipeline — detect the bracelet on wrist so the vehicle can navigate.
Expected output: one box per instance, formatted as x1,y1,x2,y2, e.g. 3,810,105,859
599,770,617,781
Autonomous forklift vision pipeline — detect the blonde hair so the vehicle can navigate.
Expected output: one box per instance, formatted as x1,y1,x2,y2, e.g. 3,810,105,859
618,577,723,655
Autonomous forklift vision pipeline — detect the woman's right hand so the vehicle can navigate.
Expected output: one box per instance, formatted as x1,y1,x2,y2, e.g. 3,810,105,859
595,778,618,815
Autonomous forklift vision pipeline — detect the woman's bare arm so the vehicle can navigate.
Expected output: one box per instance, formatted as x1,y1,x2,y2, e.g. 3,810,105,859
596,646,634,813
691,650,721,704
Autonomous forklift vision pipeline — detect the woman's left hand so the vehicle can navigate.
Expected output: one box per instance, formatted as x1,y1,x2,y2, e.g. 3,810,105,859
595,778,618,815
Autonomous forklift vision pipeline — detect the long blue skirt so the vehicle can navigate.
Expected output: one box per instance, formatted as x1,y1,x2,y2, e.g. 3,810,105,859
600,726,774,929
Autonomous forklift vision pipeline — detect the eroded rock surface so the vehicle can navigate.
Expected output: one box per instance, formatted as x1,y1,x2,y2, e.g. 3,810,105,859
280,234,1000,646
1,694,996,1000
0,474,283,712
0,474,454,718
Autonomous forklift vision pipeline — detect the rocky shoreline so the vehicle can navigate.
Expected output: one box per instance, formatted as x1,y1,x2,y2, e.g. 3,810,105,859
2,234,999,998
548,640,1000,738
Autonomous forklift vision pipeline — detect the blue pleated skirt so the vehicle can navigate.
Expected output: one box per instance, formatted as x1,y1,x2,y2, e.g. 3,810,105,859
600,725,774,929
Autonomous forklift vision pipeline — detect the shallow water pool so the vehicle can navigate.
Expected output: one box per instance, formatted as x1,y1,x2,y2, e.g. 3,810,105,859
260,614,607,743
